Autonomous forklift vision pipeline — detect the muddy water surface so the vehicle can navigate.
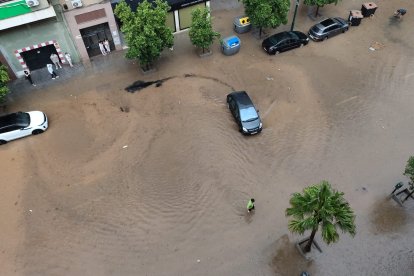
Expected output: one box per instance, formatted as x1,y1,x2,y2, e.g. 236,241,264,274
1,1,414,275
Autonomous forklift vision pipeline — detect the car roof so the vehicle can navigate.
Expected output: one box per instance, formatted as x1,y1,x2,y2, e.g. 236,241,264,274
269,31,298,41
0,112,28,128
228,91,254,108
319,18,336,27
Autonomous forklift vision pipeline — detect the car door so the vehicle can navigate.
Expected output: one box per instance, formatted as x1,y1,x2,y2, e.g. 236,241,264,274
227,97,237,117
284,39,298,51
1,125,21,141
328,25,340,37
20,124,34,137
276,39,287,52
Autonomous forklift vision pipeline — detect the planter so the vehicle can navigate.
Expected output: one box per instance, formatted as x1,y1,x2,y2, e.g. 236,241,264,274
140,66,157,75
197,49,213,58
295,237,322,260
251,27,269,40
307,6,323,21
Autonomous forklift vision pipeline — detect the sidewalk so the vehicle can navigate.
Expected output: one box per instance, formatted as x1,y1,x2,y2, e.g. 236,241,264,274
7,50,132,96
7,0,244,94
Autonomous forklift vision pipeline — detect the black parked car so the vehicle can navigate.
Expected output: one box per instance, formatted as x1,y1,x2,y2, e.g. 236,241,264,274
308,17,349,41
227,91,262,135
262,31,309,55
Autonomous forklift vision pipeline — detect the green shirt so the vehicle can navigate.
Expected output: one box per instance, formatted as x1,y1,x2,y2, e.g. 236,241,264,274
247,199,254,209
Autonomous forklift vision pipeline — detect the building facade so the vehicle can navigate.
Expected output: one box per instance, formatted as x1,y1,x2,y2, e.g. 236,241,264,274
0,0,78,78
111,0,210,35
60,0,122,61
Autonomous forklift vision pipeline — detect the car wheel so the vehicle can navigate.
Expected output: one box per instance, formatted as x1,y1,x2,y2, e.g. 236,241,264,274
324,36,328,41
274,51,280,55
32,129,44,135
0,140,7,145
300,43,304,48
343,27,349,33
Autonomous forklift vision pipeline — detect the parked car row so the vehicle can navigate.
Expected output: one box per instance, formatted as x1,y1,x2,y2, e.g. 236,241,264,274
262,17,349,55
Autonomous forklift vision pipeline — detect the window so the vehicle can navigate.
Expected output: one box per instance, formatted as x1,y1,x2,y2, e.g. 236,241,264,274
178,2,206,30
166,11,175,32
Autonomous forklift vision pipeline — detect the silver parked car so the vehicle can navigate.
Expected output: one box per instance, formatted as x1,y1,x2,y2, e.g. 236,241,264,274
308,17,349,41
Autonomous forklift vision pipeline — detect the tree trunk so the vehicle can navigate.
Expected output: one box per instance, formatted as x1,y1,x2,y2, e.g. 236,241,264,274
314,5,320,17
202,47,205,54
259,27,262,39
304,227,318,253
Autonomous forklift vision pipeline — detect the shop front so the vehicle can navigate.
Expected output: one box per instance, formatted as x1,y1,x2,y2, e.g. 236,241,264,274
63,2,122,62
112,0,210,34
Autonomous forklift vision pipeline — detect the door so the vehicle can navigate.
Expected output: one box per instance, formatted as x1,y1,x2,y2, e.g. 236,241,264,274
20,45,59,71
80,23,114,58
284,39,297,51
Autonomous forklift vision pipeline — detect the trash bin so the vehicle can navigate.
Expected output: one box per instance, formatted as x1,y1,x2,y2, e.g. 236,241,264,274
221,36,240,56
361,2,378,17
349,10,363,26
233,16,252,34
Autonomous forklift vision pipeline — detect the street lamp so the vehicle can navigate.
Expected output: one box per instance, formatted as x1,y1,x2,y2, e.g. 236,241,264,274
290,0,300,31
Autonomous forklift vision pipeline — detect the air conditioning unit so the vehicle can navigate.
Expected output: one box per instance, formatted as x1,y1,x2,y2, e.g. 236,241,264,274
26,0,39,7
71,0,82,8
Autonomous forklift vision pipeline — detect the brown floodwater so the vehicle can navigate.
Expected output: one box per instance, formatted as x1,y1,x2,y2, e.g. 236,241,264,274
1,1,414,275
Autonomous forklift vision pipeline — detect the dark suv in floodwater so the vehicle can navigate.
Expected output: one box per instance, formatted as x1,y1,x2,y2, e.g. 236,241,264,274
227,91,262,135
262,31,309,55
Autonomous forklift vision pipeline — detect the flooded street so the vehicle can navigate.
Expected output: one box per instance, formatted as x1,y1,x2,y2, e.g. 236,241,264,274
1,1,414,275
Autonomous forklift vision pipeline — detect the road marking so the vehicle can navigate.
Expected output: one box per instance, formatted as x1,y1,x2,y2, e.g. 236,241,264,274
262,100,278,119
336,96,358,106
404,73,414,79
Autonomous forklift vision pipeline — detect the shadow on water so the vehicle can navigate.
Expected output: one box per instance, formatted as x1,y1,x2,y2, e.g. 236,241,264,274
269,234,315,276
370,198,409,234
125,73,236,93
125,77,174,92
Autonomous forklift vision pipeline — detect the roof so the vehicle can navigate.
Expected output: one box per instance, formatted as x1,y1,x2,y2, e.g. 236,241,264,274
229,91,254,108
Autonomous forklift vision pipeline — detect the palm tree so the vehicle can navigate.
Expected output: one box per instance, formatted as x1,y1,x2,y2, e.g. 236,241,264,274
402,156,414,202
286,180,356,253
404,156,414,185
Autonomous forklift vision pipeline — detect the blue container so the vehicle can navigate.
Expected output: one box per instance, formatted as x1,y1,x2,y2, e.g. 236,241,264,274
221,36,240,56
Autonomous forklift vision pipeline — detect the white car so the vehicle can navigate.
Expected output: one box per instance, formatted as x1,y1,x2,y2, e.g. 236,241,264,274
0,111,48,145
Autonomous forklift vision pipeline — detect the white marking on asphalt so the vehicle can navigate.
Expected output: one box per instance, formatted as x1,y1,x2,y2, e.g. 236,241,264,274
336,96,358,106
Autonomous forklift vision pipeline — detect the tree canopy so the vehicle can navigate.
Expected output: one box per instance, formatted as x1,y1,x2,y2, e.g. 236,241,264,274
304,0,342,17
114,0,174,71
189,7,220,54
404,156,414,185
286,180,356,253
0,65,10,103
240,0,290,38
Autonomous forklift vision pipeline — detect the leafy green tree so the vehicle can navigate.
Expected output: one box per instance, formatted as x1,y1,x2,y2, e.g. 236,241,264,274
404,156,414,185
0,65,10,103
304,0,341,18
189,7,220,54
114,0,174,71
240,0,290,38
286,180,356,253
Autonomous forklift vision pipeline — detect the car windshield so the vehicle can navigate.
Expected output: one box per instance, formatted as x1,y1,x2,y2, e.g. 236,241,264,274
269,36,280,44
240,107,258,122
312,26,321,32
0,112,30,128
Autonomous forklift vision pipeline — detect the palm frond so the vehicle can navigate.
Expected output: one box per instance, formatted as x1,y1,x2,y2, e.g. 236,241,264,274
286,180,357,246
